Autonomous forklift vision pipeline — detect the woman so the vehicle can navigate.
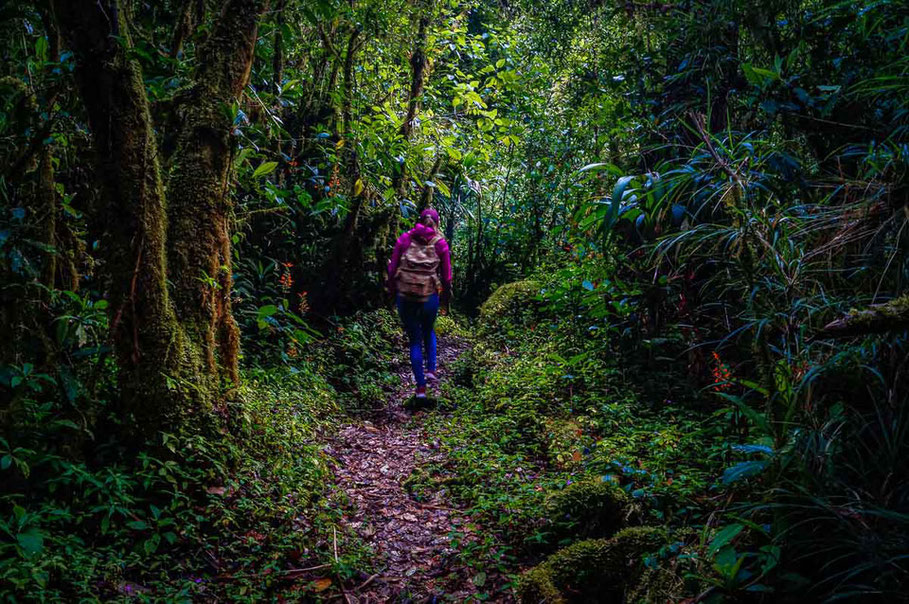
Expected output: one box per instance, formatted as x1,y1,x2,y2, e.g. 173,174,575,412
387,208,452,398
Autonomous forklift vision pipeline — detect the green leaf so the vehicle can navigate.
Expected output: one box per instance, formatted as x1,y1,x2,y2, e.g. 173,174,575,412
576,162,621,175
722,460,767,484
127,520,148,531
742,63,780,87
612,175,635,205
144,533,161,555
253,161,278,178
17,528,44,557
708,523,743,557
257,305,279,317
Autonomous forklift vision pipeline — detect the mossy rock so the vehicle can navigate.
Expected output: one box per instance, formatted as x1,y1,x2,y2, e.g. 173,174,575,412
515,526,671,603
544,479,631,542
516,538,618,603
625,565,684,604
478,280,541,336
515,566,565,604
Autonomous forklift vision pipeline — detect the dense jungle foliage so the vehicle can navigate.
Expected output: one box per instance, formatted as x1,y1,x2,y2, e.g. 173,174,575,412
2,0,908,601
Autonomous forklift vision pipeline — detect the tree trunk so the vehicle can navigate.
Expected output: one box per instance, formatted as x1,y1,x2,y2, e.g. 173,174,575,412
52,0,190,429
272,0,287,93
167,0,267,389
390,15,429,198
377,15,431,296
340,26,364,237
170,0,198,60
821,296,909,338
35,149,56,293
53,0,267,432
313,26,367,314
417,155,443,212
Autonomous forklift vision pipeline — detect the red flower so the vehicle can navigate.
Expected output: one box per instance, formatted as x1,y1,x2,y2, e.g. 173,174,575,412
711,351,732,391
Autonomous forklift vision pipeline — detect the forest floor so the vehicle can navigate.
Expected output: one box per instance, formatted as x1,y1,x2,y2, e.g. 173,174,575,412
324,337,512,603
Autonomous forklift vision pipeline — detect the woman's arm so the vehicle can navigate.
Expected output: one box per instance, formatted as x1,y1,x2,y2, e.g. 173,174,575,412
436,238,452,303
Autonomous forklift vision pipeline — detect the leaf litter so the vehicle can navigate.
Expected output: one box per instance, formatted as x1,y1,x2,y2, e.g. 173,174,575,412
324,338,512,602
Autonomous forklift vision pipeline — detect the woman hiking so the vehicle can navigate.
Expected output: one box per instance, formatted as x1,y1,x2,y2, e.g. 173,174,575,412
388,208,452,399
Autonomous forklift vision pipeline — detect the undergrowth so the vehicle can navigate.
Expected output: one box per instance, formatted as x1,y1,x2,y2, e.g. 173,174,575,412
1,330,387,601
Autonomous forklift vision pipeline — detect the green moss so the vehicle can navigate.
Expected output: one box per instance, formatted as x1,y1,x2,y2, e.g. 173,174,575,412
610,526,670,558
847,295,909,326
478,280,542,344
625,566,684,604
546,538,617,587
480,279,541,321
515,565,565,603
516,527,672,603
450,341,500,387
545,479,631,541
515,566,565,604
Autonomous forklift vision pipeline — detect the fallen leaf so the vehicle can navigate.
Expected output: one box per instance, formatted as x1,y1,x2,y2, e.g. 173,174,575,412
312,577,332,592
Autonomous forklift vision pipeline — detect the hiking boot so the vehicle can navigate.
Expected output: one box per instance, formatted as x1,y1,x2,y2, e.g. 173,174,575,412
415,385,427,398
425,371,438,383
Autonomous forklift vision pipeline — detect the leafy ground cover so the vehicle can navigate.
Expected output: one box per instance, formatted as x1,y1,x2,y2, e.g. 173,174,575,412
417,305,736,600
0,311,403,602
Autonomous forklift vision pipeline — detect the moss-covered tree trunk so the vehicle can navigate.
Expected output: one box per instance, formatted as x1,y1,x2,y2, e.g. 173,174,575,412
51,0,190,428
167,0,267,390
54,0,267,432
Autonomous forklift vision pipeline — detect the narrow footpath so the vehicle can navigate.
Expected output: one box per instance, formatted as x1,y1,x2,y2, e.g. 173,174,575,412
324,339,511,603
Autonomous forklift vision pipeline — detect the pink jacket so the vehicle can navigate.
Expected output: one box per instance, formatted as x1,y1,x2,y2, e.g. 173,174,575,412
387,223,452,294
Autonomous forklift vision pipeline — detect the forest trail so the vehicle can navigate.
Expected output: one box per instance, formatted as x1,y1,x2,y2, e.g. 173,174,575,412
324,338,511,603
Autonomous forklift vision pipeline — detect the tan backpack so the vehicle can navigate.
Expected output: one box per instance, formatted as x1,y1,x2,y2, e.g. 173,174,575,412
395,234,442,301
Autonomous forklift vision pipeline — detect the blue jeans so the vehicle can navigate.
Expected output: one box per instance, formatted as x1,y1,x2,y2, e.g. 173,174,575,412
396,293,439,387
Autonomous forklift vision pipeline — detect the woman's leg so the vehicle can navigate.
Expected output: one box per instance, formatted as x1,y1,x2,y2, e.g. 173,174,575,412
421,294,439,374
396,294,425,386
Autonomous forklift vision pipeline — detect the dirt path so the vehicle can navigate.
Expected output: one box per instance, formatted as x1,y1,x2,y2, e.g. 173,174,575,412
325,338,511,603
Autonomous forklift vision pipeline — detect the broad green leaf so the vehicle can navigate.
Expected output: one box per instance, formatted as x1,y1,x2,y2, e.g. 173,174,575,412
708,523,743,556
253,161,278,178
17,528,44,556
722,460,767,484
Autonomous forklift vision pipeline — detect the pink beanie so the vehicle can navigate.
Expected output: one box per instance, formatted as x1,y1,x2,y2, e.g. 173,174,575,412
420,208,440,226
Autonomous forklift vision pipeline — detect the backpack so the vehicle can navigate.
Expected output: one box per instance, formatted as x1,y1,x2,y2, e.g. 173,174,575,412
395,233,442,301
